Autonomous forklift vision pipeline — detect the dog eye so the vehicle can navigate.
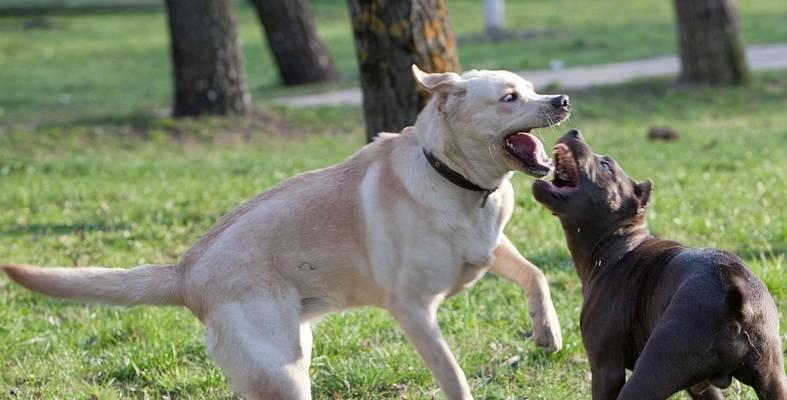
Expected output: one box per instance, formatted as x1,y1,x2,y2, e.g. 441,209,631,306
500,92,518,103
600,160,611,172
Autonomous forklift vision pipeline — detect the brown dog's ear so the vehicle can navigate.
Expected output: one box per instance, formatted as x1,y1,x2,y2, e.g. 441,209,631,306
635,179,652,212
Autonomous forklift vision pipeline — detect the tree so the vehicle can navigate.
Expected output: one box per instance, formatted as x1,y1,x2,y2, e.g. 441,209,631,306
347,0,460,142
673,0,749,85
164,0,251,117
251,0,339,86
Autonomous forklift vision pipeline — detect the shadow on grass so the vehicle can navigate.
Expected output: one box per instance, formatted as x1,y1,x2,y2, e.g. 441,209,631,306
18,106,314,142
5,110,165,140
64,111,163,130
1,222,130,236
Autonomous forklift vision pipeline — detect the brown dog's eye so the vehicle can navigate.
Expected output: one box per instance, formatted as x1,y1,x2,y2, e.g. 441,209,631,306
501,93,518,103
600,160,611,172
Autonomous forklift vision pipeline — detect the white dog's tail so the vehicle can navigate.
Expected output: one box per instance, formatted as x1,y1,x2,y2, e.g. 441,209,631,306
1,263,184,306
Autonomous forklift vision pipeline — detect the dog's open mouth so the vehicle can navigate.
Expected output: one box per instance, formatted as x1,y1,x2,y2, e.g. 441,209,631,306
552,143,579,189
504,130,552,178
533,142,579,198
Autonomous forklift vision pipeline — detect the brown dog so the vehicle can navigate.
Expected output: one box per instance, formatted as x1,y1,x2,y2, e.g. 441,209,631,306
533,130,786,400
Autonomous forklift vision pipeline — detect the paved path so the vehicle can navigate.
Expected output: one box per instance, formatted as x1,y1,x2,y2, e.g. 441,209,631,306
273,44,787,107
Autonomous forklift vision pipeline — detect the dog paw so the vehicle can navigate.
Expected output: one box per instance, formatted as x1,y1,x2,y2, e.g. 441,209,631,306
529,301,562,352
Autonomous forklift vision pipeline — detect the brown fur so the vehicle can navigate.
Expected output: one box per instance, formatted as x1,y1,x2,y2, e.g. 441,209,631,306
533,130,786,400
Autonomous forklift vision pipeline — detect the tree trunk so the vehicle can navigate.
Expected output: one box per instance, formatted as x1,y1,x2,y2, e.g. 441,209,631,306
164,0,251,117
673,0,749,85
347,0,460,142
251,0,339,86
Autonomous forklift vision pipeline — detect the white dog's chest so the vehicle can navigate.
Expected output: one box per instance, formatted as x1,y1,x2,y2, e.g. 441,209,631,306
445,223,499,294
410,212,501,296
447,263,489,297
359,156,512,301
461,225,499,266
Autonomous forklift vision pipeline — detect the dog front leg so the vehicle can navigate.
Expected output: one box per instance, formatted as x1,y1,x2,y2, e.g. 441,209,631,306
387,295,473,400
590,364,626,400
490,235,562,351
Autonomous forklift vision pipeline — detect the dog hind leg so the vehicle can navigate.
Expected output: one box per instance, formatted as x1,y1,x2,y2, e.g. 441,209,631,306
618,320,714,400
204,290,311,400
752,327,787,400
752,371,787,400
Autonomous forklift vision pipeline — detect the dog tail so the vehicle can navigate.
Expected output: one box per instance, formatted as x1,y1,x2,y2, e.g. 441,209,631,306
1,263,184,306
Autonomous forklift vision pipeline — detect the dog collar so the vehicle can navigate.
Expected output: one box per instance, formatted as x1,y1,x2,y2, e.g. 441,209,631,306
422,148,497,207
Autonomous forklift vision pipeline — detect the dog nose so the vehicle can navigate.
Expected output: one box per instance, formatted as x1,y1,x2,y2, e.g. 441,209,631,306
568,129,583,140
551,95,570,109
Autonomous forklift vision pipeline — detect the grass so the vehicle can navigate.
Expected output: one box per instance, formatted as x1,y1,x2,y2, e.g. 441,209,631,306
1,1,786,398
1,72,786,398
1,0,787,125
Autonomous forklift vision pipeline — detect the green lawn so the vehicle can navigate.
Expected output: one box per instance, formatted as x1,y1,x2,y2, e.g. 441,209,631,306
1,1,786,399
1,73,786,398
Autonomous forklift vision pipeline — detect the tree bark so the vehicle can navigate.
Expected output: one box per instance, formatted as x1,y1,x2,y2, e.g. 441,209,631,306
251,0,339,86
673,0,749,86
164,0,251,117
347,0,460,142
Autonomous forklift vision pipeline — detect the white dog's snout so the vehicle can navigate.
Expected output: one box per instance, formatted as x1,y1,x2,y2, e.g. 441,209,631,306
551,95,570,109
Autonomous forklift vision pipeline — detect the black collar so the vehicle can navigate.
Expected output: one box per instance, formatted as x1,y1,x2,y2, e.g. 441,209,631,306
422,148,498,207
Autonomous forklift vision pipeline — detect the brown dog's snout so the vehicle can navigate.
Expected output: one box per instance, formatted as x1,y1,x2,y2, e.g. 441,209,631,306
551,95,570,109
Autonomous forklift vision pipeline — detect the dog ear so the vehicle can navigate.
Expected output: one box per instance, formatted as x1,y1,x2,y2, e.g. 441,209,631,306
411,64,461,92
634,179,652,211
412,65,464,113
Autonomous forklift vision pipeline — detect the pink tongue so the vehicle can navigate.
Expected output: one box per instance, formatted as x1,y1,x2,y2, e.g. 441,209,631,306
506,132,551,168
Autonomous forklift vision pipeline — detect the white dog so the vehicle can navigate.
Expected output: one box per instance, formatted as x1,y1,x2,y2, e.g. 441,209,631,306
2,65,570,400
